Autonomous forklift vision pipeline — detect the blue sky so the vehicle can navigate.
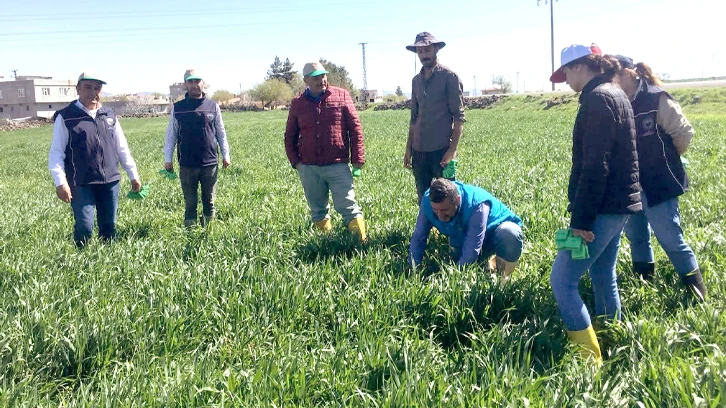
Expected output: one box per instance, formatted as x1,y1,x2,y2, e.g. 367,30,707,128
1,0,723,95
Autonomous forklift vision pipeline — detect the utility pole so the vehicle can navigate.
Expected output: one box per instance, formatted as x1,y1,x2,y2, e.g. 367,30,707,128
516,72,520,93
550,0,555,91
359,42,368,108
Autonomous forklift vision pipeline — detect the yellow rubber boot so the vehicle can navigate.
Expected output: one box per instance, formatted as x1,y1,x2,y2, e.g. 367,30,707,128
314,218,332,232
567,326,603,364
347,216,368,242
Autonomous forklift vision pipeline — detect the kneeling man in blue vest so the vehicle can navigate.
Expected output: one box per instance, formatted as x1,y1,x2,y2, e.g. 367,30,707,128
409,178,524,276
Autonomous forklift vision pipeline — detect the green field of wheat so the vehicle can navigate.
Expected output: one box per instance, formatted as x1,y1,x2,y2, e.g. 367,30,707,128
1,107,724,406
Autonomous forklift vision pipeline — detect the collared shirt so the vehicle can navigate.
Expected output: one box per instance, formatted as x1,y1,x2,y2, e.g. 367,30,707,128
48,100,139,187
410,63,466,153
305,87,324,102
163,100,230,163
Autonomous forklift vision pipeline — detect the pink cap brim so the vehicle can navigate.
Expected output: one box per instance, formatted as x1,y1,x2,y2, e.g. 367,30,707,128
550,67,566,83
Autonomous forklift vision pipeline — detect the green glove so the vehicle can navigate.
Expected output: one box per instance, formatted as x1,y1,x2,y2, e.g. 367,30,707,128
442,159,458,179
159,169,178,180
555,228,590,260
127,184,150,200
352,167,362,178
681,156,689,168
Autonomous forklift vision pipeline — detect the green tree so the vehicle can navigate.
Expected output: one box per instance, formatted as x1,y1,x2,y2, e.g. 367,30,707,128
289,72,306,95
395,86,403,97
267,56,296,84
384,94,406,103
493,75,512,94
318,58,359,99
211,90,235,103
249,79,294,108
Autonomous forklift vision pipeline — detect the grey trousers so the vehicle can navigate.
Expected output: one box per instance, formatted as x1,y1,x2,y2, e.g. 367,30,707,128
180,165,218,222
297,163,362,225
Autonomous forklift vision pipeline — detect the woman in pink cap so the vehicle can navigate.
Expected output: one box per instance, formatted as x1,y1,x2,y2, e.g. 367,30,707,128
548,44,642,364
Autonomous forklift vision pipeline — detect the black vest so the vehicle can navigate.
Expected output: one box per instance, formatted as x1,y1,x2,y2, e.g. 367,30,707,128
173,95,219,167
631,79,688,206
54,102,121,187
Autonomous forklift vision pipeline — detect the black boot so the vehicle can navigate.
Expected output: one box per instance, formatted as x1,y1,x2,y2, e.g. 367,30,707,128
633,262,655,280
681,269,707,302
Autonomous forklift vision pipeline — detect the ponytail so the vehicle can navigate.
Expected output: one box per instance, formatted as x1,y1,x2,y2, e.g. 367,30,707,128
635,62,664,87
569,54,622,80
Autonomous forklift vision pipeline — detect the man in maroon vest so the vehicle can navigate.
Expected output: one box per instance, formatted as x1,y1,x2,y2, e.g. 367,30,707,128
284,62,367,241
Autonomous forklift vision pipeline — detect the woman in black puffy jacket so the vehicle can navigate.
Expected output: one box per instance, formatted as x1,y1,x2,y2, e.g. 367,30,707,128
549,44,642,364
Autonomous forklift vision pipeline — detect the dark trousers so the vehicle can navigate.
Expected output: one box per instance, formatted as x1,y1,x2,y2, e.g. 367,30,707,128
70,180,120,247
412,148,448,204
180,165,218,222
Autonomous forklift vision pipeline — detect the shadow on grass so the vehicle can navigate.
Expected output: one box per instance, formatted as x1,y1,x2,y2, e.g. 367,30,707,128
116,222,153,241
296,229,411,264
404,268,569,373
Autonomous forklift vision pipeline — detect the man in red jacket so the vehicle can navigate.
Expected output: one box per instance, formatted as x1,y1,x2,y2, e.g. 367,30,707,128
284,61,367,241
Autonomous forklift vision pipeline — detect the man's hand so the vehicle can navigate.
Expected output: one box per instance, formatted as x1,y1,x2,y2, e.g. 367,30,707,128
56,184,72,203
130,179,142,193
572,228,595,243
164,162,173,172
403,150,412,169
440,149,457,167
352,163,364,170
223,159,231,169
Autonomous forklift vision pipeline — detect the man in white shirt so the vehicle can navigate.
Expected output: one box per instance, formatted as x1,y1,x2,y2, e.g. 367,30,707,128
48,72,141,247
164,69,230,227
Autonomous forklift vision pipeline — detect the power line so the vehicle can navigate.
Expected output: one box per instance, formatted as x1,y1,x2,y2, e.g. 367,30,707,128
0,1,383,22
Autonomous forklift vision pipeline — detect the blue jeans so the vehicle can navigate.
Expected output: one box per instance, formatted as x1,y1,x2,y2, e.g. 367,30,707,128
70,181,120,246
550,214,629,331
623,194,698,276
476,221,524,262
297,163,362,225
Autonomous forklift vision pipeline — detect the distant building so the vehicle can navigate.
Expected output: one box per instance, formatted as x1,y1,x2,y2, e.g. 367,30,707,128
359,89,383,103
169,82,211,101
480,86,502,95
103,94,170,116
0,76,77,119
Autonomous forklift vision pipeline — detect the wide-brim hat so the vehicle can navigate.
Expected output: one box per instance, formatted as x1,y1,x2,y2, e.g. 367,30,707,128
406,32,446,52
550,43,602,83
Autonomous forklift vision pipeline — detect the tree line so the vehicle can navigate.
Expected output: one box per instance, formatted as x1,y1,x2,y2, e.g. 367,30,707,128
211,56,361,108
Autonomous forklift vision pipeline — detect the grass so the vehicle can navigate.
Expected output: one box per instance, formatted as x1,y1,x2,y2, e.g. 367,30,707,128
0,103,725,406
488,86,726,116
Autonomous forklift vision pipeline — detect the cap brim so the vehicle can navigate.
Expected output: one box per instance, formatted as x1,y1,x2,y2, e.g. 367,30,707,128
79,77,107,85
305,69,328,77
550,67,566,83
185,75,203,81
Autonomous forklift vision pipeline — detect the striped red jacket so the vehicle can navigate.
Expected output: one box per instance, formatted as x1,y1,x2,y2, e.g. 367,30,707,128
284,86,365,167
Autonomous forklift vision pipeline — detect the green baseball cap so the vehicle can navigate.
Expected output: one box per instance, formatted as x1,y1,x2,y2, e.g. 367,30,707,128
302,62,329,78
184,69,203,81
77,72,107,85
